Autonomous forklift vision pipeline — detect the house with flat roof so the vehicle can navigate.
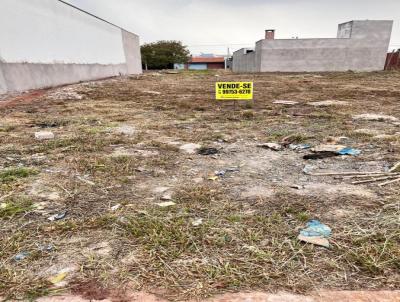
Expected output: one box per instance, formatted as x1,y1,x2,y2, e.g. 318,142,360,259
233,20,393,73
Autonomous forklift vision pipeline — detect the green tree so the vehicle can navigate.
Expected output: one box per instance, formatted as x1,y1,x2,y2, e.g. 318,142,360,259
141,40,190,70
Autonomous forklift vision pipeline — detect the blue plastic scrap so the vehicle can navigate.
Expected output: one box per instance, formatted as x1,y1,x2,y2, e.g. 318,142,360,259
300,220,332,238
338,147,361,156
14,252,29,261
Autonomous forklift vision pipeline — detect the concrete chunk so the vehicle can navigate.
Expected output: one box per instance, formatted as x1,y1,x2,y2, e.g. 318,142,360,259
35,131,55,140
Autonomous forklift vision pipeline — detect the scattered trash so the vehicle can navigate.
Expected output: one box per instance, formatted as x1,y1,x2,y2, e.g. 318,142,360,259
180,143,201,154
304,145,361,159
289,144,311,151
198,147,219,156
0,202,7,209
258,143,283,151
48,211,67,221
303,152,338,160
213,167,240,178
337,147,361,156
111,204,122,211
353,113,399,122
157,201,176,208
273,100,299,105
35,131,55,140
49,272,67,285
38,244,54,252
289,184,304,190
14,252,29,261
298,220,331,248
192,218,203,226
208,176,219,181
161,193,172,201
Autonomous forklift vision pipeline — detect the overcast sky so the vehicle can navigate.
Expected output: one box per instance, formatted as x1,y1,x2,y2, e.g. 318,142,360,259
66,0,400,55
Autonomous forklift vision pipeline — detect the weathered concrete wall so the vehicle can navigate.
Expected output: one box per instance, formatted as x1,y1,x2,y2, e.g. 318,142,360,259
233,42,262,73
233,20,393,73
0,0,142,94
121,30,142,75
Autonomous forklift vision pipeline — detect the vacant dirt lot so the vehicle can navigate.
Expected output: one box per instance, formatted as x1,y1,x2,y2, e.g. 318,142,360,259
0,70,399,301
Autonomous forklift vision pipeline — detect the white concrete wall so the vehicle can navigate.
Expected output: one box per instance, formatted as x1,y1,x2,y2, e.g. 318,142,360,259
0,0,142,94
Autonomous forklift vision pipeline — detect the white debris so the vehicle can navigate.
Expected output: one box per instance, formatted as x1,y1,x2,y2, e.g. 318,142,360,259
273,100,299,105
111,204,122,211
353,114,399,122
157,201,176,208
311,144,347,153
192,218,203,226
179,143,201,154
35,131,55,140
114,125,136,136
308,100,349,107
161,193,172,201
143,90,161,95
257,143,283,151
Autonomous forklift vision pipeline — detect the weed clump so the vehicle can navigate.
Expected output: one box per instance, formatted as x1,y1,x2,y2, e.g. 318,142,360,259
0,167,38,184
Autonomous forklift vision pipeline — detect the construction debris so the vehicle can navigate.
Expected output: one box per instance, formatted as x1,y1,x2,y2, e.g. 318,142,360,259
308,100,349,107
35,131,55,140
353,114,399,122
273,100,299,105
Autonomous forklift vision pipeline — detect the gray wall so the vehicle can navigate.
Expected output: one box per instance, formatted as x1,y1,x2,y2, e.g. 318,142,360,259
233,20,393,73
0,0,142,95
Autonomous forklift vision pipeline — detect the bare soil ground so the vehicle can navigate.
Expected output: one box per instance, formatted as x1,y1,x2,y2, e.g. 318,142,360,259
0,70,399,301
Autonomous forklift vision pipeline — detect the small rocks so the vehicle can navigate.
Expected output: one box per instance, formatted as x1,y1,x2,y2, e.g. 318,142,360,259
353,114,399,122
35,131,55,140
179,143,201,154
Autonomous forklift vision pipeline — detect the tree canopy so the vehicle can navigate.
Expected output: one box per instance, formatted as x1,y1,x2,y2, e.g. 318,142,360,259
141,40,190,70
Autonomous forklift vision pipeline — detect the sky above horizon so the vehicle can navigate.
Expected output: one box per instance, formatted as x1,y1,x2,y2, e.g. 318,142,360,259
65,0,400,55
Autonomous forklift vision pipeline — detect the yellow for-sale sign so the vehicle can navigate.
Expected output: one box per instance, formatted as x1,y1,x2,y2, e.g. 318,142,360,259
215,82,253,100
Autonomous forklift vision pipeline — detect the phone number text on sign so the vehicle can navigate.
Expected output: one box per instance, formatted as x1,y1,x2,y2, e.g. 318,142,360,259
216,82,253,100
